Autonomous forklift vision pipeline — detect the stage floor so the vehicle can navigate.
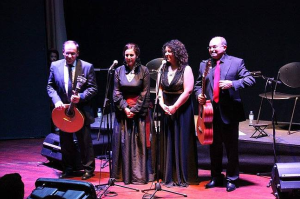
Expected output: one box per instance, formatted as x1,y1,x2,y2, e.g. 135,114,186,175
237,119,300,146
0,138,276,199
1,119,299,198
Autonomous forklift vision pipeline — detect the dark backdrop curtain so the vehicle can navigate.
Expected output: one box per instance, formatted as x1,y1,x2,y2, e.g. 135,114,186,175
62,0,300,123
1,0,49,139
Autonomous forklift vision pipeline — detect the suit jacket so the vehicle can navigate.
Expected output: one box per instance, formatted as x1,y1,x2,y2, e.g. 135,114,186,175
47,59,98,124
194,54,255,124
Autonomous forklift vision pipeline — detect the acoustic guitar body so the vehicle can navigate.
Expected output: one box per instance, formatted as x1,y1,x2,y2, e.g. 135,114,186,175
197,100,213,145
52,104,84,133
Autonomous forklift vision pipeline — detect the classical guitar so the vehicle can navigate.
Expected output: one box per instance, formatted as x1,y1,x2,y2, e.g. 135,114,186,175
197,59,213,145
52,75,86,133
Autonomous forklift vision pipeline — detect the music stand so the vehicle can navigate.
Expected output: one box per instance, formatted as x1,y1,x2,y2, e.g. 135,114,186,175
141,58,187,198
94,67,139,198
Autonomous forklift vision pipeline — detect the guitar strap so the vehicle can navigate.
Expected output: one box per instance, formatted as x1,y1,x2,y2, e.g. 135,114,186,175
74,59,83,90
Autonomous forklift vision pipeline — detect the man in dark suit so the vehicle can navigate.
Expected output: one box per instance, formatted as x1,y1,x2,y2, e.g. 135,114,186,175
194,36,255,192
47,40,97,180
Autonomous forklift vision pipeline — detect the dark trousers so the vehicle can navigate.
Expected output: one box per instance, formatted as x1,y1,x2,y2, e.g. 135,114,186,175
60,125,95,173
210,106,239,181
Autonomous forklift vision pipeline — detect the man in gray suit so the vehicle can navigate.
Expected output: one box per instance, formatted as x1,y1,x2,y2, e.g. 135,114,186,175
47,40,97,180
194,36,255,192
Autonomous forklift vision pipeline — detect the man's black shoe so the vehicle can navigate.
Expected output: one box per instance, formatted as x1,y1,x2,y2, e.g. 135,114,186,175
82,172,94,180
205,175,224,189
226,181,238,192
59,171,73,179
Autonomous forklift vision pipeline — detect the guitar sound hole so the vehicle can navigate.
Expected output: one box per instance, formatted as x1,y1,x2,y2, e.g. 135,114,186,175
65,109,75,118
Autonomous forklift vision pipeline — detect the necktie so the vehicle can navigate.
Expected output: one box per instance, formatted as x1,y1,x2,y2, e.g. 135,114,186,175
213,60,220,103
68,65,73,99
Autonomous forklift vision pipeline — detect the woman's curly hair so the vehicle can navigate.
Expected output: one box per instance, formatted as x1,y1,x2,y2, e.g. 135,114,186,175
162,39,188,70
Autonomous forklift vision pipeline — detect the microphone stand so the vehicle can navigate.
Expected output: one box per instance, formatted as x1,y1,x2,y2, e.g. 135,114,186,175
95,68,114,192
261,75,278,164
94,68,114,170
255,74,278,179
141,63,187,198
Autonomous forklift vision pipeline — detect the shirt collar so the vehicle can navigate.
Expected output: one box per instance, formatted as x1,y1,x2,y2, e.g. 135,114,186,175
212,53,226,65
65,60,77,67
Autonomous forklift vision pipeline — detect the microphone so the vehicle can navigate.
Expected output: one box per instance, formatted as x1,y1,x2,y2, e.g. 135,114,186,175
109,60,118,71
250,71,262,77
157,60,166,73
149,69,159,73
267,77,282,85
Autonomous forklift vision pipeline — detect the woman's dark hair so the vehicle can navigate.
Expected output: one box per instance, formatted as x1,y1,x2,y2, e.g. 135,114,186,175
48,49,59,59
162,39,188,70
123,43,141,65
123,43,140,57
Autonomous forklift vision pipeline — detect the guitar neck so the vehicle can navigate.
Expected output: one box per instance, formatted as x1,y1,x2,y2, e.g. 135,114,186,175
67,90,79,116
201,75,206,95
201,59,211,95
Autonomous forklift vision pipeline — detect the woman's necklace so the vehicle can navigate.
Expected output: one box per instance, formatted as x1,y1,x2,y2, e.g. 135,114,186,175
126,66,136,82
167,66,177,84
168,66,177,76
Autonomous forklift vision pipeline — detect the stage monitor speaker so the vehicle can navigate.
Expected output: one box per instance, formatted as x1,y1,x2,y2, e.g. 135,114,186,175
27,178,97,199
271,162,300,199
41,133,82,170
41,133,62,162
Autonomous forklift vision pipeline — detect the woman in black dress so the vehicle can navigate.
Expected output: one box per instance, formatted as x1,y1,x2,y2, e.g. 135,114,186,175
158,39,199,187
112,43,151,184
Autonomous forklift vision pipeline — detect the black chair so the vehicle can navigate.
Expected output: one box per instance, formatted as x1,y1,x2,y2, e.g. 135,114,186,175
257,62,300,135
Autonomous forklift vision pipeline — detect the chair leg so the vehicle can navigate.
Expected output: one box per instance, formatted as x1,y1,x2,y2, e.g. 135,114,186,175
257,97,264,124
288,97,298,135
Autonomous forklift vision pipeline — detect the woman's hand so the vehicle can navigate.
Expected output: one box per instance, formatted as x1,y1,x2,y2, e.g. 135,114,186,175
124,107,135,118
161,104,177,115
160,103,171,115
168,105,177,115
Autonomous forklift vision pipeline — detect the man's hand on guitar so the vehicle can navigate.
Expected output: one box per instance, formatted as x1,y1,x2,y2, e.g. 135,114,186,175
71,91,80,104
198,94,206,105
55,101,65,110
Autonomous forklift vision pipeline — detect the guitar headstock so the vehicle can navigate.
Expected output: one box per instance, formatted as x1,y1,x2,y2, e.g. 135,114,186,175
202,59,212,77
75,75,87,91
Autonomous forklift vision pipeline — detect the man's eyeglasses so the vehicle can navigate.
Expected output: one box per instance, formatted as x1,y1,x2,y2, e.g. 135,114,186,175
64,52,77,56
207,45,223,50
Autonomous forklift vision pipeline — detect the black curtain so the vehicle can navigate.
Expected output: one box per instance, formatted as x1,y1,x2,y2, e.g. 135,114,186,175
1,0,49,139
62,0,300,122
